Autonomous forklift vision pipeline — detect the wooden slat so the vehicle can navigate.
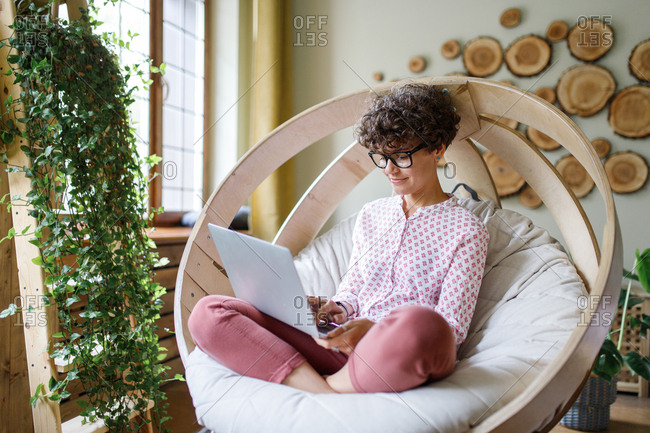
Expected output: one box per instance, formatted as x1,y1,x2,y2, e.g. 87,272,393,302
179,272,213,313
154,244,186,268
155,314,175,339
182,242,231,298
444,138,500,205
470,116,599,290
1,1,63,429
176,275,213,355
274,142,374,255
0,164,33,433
163,357,185,380
147,227,193,246
153,267,178,290
159,289,175,316
60,400,154,433
159,336,180,362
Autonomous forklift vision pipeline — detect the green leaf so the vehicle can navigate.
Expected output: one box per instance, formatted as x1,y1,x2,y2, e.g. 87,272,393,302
635,249,650,293
592,339,623,380
624,352,650,381
0,303,18,318
31,256,43,266
30,383,44,408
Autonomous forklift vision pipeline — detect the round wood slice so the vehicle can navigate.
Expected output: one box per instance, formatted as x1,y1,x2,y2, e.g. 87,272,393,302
520,184,543,208
556,64,616,117
482,113,518,130
408,56,426,73
547,20,569,42
505,35,552,77
591,138,611,158
629,39,650,82
567,18,614,61
556,155,594,198
373,72,384,81
483,151,525,196
463,37,503,77
608,85,650,138
535,86,556,104
527,126,561,150
500,8,521,28
604,151,648,193
441,40,461,59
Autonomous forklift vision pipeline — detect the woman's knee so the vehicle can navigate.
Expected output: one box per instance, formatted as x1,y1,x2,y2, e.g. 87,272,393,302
389,305,455,347
387,305,457,374
188,295,239,344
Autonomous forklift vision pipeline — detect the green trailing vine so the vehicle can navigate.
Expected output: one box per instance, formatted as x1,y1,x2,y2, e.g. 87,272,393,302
0,1,174,431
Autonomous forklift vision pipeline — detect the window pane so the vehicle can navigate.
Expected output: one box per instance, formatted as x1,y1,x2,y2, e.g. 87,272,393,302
161,0,205,213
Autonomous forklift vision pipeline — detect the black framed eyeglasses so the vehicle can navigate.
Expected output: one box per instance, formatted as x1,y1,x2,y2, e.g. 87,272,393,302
368,142,428,169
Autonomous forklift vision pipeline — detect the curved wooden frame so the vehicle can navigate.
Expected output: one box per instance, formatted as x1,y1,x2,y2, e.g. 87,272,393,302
174,77,622,433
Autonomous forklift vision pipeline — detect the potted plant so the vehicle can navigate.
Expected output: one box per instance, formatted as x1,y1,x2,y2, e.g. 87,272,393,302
0,1,174,431
560,248,650,431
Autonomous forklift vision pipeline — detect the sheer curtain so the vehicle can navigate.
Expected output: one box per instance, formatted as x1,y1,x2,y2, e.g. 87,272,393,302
249,0,295,241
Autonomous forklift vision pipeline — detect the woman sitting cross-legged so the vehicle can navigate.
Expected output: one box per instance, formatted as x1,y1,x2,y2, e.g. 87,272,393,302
188,83,489,394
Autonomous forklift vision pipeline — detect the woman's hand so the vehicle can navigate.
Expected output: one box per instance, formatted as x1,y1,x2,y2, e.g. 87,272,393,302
307,297,349,325
314,318,375,356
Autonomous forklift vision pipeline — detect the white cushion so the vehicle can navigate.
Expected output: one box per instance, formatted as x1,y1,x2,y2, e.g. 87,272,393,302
185,198,586,433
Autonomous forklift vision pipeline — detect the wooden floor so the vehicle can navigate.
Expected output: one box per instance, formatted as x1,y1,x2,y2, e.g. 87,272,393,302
163,382,650,433
160,381,203,433
550,393,650,433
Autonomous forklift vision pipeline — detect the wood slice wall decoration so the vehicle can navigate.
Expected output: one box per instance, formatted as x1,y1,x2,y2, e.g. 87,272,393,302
556,155,595,198
463,37,503,77
409,56,426,73
591,138,611,159
535,86,556,104
567,18,614,61
604,151,649,193
527,127,561,151
500,8,521,28
520,184,543,208
608,85,650,138
441,40,461,59
483,151,525,196
629,39,650,82
556,64,616,117
546,20,569,42
505,35,552,77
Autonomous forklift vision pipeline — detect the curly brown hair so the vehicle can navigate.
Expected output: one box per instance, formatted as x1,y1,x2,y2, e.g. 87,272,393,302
355,83,461,153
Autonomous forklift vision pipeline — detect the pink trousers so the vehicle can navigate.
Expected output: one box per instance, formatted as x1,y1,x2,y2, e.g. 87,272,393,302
188,295,456,393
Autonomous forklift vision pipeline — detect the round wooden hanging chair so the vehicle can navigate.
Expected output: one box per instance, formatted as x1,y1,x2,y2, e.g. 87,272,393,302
174,77,622,433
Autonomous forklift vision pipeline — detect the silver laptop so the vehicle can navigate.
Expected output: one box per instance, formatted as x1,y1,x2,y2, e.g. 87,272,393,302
207,223,338,338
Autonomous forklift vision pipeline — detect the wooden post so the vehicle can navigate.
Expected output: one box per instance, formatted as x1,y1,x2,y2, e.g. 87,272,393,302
1,2,62,432
0,160,34,433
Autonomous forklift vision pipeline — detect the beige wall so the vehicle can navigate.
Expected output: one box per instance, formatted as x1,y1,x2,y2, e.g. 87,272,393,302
290,0,650,271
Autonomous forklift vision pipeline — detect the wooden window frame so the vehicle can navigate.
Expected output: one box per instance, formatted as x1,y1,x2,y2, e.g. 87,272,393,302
149,0,207,227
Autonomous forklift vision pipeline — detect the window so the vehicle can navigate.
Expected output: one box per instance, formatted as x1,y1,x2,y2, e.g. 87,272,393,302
87,1,206,218
159,0,205,213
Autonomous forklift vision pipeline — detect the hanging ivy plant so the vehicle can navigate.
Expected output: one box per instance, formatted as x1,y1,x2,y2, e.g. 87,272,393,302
0,1,173,431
